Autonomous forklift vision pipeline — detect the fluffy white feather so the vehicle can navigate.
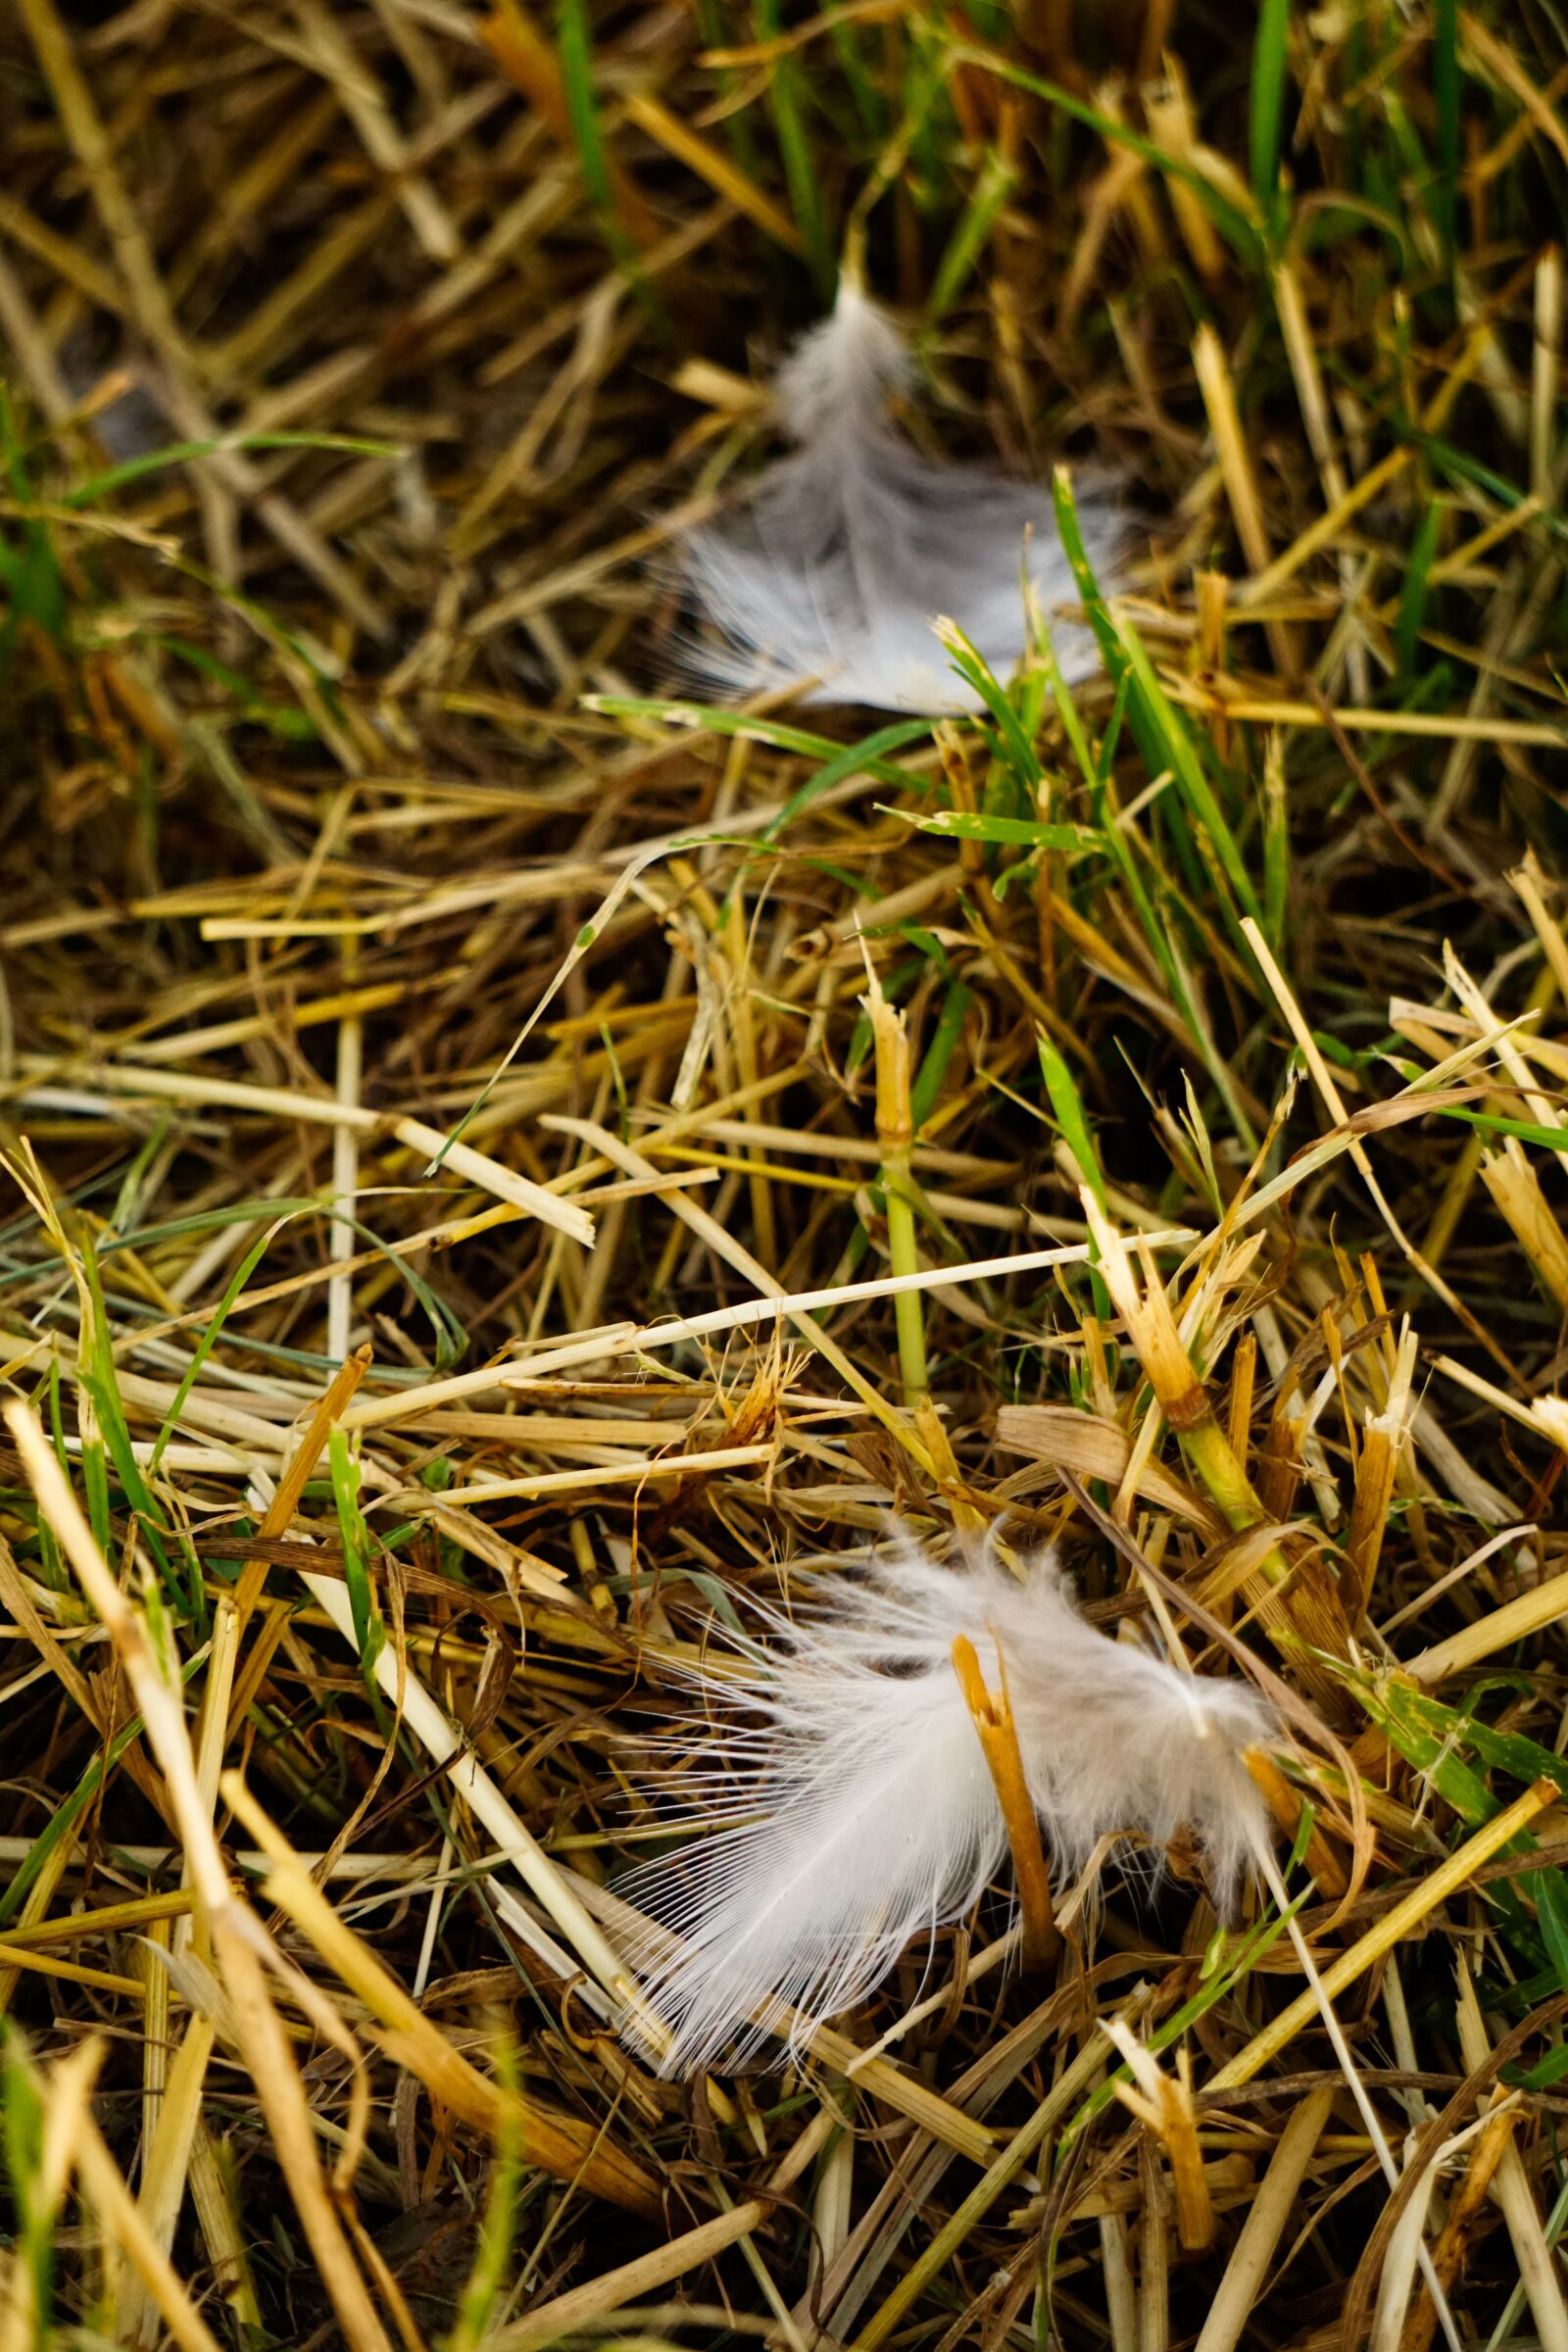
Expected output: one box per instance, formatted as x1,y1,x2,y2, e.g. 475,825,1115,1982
675,286,1127,715
619,1544,1271,2074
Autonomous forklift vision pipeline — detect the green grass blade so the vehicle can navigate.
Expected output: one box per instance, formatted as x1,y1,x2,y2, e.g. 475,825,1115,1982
1107,619,1262,926
0,1655,205,1927
446,2042,525,2352
904,809,1101,851
78,1238,183,1608
935,622,1044,786
926,146,1017,320
149,1223,285,1474
1395,500,1444,678
2,2033,53,2335
329,1428,384,1684
1039,1038,1107,1211
1533,1869,1568,1995
752,0,833,295
949,43,1263,267
909,981,974,1130
64,432,398,511
1250,0,1292,223
0,387,65,642
764,719,934,840
556,0,641,278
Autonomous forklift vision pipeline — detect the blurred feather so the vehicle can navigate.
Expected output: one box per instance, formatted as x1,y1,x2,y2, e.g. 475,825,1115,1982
674,286,1128,714
620,1544,1271,2074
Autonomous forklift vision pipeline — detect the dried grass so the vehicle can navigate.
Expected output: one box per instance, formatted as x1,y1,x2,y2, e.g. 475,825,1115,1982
2,1,1568,2347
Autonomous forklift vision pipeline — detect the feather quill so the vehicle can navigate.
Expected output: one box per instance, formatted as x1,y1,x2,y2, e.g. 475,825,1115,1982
620,1544,1271,2074
674,287,1127,714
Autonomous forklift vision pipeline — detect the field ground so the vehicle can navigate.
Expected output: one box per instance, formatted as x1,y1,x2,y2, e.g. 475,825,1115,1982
3,3,1568,2349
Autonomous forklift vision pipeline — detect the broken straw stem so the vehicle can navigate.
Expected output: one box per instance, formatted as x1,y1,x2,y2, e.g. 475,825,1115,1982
1103,2020,1214,2253
1244,1747,1348,1898
1082,1198,1277,1556
951,1635,1057,1967
865,976,929,1408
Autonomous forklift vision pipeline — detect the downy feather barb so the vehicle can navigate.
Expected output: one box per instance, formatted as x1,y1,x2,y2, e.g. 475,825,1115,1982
619,1544,1272,2075
675,286,1127,714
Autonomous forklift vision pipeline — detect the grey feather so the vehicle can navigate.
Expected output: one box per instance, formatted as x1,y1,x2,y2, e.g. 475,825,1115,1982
674,287,1128,714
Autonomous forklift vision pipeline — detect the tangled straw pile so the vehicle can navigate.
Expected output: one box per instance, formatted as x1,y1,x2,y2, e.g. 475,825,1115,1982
2,1,1568,2347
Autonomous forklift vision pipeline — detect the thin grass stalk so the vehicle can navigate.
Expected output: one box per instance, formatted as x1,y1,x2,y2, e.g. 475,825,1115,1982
851,2011,1145,2352
338,1232,1189,1432
0,1812,78,2017
1137,2136,1170,2352
1534,243,1561,500
185,2121,261,2336
127,1916,171,2344
1144,68,1225,286
1101,2211,1138,2352
205,1345,372,1763
1193,2086,1334,2352
1345,1320,1418,1628
1397,2102,1520,2352
1454,1958,1568,2352
220,1769,661,2213
1249,1841,1463,2352
1193,324,1299,677
327,945,363,1367
123,2018,216,2351
1211,1779,1556,2087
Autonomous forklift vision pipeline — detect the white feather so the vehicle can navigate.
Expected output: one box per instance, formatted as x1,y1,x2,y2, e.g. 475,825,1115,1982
619,1544,1272,2074
674,286,1128,715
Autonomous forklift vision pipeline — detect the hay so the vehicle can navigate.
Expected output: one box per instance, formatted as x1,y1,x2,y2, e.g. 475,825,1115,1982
1,1,1568,2346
